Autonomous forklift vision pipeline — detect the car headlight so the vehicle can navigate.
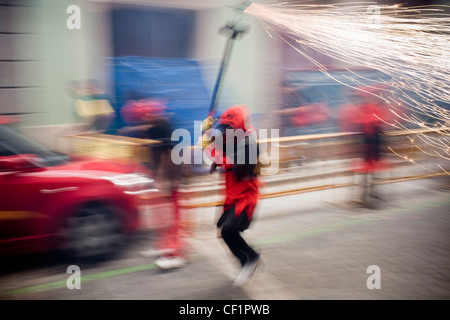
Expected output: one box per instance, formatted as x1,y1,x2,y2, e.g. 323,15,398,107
102,173,159,195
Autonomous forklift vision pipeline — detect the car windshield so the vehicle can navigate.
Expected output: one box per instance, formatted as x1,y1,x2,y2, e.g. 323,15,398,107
0,125,69,167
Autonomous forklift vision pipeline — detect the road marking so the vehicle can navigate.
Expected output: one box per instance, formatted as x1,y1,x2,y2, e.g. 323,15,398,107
190,237,299,299
1,263,157,298
253,218,379,246
2,194,449,298
253,197,450,247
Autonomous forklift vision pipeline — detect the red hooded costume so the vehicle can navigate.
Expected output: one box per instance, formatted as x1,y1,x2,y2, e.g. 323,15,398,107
210,105,259,225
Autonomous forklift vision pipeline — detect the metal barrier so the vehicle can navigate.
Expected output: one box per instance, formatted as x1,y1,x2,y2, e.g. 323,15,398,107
178,127,449,209
61,132,159,164
59,128,448,237
62,128,449,209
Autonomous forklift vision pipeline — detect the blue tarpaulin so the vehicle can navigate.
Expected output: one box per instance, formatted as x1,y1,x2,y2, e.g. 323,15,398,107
110,56,212,144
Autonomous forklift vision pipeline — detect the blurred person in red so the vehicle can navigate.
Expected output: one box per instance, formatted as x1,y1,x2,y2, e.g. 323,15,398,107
119,97,186,269
339,85,392,207
119,92,172,173
276,81,301,137
205,104,261,286
276,100,332,135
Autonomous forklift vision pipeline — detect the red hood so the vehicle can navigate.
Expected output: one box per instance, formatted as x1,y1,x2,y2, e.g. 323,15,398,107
218,105,250,131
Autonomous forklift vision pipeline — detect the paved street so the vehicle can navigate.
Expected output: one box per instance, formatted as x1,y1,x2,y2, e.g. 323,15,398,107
0,176,449,301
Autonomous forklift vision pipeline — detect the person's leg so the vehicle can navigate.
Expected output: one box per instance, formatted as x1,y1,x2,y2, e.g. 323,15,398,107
221,227,248,267
233,232,259,263
361,172,369,205
219,205,260,285
222,229,260,286
221,227,259,266
166,188,184,257
154,192,187,269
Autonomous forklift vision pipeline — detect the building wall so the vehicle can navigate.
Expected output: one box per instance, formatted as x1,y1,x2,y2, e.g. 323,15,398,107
1,0,284,150
0,0,114,149
0,0,45,126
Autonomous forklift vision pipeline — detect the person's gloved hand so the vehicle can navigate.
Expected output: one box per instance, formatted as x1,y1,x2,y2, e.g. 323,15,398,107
200,116,217,150
202,116,216,131
209,162,217,174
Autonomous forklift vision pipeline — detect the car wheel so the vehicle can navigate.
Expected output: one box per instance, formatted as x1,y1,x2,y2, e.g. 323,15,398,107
60,205,125,260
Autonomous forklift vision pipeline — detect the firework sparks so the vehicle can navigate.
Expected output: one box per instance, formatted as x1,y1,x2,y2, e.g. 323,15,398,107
244,1,450,173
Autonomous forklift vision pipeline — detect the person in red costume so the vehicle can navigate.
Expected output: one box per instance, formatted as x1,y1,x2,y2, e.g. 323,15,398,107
206,105,261,286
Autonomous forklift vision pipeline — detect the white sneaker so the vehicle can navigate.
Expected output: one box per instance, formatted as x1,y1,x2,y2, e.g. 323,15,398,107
141,248,176,258
155,256,187,269
232,257,260,287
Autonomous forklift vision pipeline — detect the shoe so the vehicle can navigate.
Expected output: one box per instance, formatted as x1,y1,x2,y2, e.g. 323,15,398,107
232,256,260,287
155,256,187,269
141,248,176,258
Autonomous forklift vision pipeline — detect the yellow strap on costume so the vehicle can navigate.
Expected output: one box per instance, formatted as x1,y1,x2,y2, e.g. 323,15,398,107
199,116,217,150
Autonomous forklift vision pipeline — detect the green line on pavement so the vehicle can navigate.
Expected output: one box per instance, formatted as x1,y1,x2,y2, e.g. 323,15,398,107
2,262,157,298
253,218,379,246
3,194,449,298
253,196,450,247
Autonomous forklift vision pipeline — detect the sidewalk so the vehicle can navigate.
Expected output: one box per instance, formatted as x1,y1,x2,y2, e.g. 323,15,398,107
1,176,448,300
182,158,450,235
187,176,450,300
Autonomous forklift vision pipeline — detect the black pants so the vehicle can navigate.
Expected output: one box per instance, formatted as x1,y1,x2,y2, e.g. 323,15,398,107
221,227,259,267
218,205,259,267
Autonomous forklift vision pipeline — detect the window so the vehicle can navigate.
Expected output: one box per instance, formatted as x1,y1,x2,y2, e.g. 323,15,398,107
111,6,195,58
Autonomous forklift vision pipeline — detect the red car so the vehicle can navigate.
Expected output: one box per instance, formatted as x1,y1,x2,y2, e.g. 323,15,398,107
0,117,158,260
